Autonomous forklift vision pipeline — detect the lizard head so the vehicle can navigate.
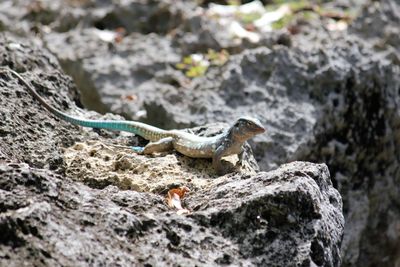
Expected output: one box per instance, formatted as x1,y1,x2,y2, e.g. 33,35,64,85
230,117,265,142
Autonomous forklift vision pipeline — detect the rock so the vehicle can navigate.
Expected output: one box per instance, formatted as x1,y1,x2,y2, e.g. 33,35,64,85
0,32,344,266
38,0,287,120
296,45,400,267
0,0,193,34
350,0,400,59
0,161,343,266
44,29,181,116
0,162,166,266
6,0,399,265
0,34,82,169
183,34,400,267
0,38,259,191
190,161,344,267
123,26,400,267
63,124,259,193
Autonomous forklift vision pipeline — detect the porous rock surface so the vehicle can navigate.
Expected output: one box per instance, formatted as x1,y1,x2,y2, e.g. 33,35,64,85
3,0,399,266
0,34,344,266
0,160,343,266
34,1,400,266
33,1,400,264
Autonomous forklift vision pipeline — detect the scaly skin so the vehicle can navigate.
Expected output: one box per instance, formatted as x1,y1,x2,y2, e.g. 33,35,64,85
0,67,265,174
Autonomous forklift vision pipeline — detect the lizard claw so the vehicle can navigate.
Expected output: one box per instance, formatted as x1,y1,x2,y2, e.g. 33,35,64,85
131,146,145,154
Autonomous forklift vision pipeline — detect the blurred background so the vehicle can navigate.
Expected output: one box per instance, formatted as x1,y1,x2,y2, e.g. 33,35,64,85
0,0,399,266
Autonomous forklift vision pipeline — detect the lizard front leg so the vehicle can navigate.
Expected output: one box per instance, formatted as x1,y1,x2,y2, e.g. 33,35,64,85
132,137,174,154
237,148,248,168
212,146,225,175
237,149,244,163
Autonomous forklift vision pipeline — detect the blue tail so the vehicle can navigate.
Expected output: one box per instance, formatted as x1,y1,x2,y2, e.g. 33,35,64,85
131,146,144,153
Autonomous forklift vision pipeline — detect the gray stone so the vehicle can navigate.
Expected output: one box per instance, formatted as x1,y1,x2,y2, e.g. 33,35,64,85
0,161,343,267
3,0,398,266
0,33,344,266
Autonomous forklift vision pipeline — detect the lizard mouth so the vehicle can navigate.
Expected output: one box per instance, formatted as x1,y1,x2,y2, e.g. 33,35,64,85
255,126,266,134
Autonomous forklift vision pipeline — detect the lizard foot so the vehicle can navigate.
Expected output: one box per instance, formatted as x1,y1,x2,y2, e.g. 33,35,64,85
131,146,145,154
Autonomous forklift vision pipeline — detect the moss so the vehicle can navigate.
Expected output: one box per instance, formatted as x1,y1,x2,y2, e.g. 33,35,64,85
176,49,230,78
185,65,208,78
238,12,262,24
227,0,241,5
269,0,353,30
271,14,294,30
207,49,229,66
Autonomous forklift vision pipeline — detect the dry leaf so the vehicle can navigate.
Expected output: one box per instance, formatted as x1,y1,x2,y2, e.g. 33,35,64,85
166,186,191,214
114,27,127,43
122,94,137,101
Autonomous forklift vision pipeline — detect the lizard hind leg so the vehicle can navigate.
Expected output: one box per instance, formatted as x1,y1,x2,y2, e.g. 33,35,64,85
132,137,174,155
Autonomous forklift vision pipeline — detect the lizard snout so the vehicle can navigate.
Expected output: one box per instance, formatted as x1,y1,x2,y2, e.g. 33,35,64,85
255,126,266,134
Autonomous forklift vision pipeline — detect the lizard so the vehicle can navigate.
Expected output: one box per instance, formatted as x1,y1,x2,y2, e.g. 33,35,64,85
0,67,265,174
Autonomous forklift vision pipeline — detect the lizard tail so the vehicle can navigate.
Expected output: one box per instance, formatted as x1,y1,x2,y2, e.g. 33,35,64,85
0,67,170,141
